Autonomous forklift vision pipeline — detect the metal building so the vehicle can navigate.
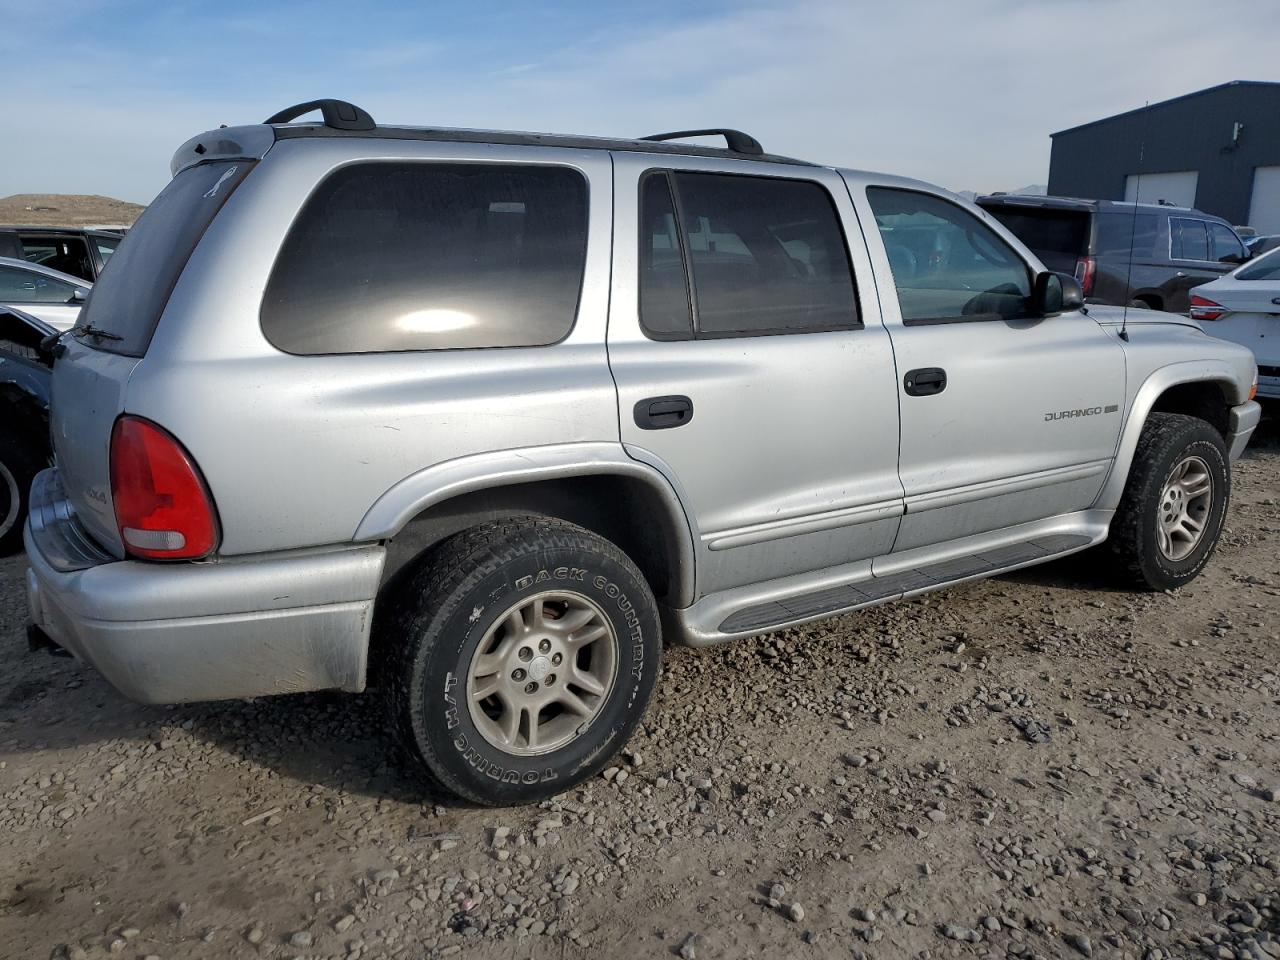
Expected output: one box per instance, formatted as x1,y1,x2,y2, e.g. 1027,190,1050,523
1048,81,1280,233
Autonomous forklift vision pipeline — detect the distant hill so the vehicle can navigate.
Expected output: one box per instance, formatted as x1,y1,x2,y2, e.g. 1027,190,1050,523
0,194,144,227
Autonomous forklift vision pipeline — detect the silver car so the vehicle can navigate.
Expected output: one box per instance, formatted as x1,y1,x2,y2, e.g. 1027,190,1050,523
0,256,91,330
25,100,1261,806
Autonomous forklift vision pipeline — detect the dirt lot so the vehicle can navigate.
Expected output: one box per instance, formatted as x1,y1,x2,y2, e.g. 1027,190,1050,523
2,411,1278,960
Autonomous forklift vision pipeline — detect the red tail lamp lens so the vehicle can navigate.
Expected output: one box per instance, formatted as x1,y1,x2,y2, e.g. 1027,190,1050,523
110,416,218,560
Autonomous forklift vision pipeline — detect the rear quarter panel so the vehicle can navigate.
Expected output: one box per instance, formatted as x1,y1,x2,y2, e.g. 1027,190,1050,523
125,139,620,556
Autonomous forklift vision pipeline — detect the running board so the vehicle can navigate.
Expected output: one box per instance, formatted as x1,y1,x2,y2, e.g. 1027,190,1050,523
669,511,1111,646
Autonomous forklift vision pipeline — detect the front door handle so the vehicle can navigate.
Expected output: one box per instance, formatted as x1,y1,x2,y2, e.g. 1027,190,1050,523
634,395,693,430
904,367,947,397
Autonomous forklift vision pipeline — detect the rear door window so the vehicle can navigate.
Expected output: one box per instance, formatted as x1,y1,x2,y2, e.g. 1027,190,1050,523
637,170,858,339
1208,222,1247,263
262,162,588,354
1170,218,1209,261
76,160,254,356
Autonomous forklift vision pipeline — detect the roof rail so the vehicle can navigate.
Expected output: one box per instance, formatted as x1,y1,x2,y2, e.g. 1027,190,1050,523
640,128,764,156
264,99,375,131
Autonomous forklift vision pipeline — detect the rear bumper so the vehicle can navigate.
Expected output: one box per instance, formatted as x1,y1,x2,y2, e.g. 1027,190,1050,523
1227,400,1262,460
25,469,385,704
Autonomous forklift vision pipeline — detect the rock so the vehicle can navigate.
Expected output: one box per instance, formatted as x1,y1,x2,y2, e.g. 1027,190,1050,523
787,902,805,922
853,907,876,923
768,882,786,900
245,926,264,945
678,932,699,959
1066,933,1093,957
288,931,313,948
334,914,356,932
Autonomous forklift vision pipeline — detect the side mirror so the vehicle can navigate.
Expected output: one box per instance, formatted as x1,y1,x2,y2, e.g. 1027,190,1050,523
1032,272,1083,315
70,287,88,303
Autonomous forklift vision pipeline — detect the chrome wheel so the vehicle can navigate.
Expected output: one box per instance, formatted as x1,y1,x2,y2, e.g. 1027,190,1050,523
465,590,618,756
1156,455,1213,561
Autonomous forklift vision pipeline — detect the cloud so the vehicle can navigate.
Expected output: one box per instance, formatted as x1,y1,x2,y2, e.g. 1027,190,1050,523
2,0,1277,202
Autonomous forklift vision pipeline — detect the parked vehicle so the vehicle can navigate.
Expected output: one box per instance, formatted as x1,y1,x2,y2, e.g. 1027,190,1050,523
0,305,54,554
1190,246,1280,399
26,100,1261,806
0,226,121,284
0,257,91,329
976,195,1251,314
1245,234,1280,257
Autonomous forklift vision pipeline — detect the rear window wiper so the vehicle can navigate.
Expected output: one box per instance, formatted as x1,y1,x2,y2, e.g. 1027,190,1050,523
71,323,124,342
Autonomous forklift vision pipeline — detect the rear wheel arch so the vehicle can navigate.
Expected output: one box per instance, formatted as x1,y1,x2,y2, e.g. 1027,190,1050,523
375,469,696,611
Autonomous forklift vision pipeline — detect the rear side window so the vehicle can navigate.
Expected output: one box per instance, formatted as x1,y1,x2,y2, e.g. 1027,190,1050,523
262,163,588,354
76,160,253,356
0,265,78,302
1237,247,1280,281
638,171,858,339
1095,212,1159,257
1170,218,1209,261
982,208,1088,257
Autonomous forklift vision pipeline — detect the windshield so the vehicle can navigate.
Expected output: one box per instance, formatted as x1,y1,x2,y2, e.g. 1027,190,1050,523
75,160,253,356
1235,246,1280,281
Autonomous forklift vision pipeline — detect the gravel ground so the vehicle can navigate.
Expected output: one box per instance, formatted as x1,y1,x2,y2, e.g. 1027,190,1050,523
3,410,1278,960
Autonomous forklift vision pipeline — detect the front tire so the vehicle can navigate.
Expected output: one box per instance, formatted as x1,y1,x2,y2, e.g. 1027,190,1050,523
382,518,662,806
1106,413,1229,590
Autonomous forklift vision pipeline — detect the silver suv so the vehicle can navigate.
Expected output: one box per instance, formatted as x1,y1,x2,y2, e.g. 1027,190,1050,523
26,100,1262,806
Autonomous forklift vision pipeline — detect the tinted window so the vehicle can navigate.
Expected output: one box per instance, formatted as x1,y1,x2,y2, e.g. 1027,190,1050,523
654,172,857,338
1208,222,1246,263
78,160,254,356
1095,212,1159,257
638,173,693,339
95,236,120,264
0,265,78,302
21,236,93,282
263,163,588,354
1237,246,1280,281
868,188,1032,323
983,207,1088,257
1170,218,1209,261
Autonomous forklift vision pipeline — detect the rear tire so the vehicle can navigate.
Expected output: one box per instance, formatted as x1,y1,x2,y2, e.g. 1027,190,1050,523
0,427,46,556
381,517,662,806
1106,413,1229,590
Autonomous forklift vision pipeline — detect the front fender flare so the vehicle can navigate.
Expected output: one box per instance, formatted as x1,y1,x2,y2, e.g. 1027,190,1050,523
1094,359,1248,511
353,442,698,607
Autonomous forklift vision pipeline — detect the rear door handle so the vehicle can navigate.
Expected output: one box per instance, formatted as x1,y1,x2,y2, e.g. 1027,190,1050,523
903,367,947,397
634,395,693,430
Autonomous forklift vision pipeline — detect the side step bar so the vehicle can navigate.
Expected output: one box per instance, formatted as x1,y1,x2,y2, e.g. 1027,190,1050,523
669,511,1111,646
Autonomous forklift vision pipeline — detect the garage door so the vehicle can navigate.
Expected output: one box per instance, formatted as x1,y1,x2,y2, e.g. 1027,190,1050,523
1249,166,1280,234
1124,170,1198,208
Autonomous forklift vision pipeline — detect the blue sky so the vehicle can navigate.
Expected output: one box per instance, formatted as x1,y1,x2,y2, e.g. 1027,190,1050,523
3,0,1277,203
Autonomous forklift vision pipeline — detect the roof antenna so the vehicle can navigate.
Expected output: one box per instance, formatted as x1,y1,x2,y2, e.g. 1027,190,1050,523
1119,101,1151,343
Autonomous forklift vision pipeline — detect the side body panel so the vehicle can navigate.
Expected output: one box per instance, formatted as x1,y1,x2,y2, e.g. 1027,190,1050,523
845,171,1129,552
126,139,621,556
607,153,903,600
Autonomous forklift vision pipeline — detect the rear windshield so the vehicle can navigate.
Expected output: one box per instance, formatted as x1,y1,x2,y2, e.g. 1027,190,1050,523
983,206,1089,257
75,161,253,356
1237,246,1280,281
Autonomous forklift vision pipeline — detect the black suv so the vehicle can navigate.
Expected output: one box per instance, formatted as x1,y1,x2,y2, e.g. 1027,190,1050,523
0,226,123,285
976,195,1250,314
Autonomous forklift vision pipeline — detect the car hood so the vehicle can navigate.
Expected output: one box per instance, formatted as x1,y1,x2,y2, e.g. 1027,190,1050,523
1085,304,1200,330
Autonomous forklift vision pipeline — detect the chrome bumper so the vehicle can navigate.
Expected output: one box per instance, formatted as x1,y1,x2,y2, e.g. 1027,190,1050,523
1227,400,1262,460
25,469,385,704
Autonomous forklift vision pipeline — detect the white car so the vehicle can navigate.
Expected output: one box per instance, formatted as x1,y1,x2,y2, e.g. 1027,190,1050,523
1191,247,1280,399
0,256,91,330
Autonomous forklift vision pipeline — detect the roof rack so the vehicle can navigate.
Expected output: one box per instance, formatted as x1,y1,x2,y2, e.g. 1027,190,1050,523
264,99,375,131
640,128,764,156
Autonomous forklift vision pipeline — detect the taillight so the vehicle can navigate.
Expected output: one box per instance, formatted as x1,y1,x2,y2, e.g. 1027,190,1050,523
110,416,219,560
1073,256,1096,297
1189,295,1226,321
